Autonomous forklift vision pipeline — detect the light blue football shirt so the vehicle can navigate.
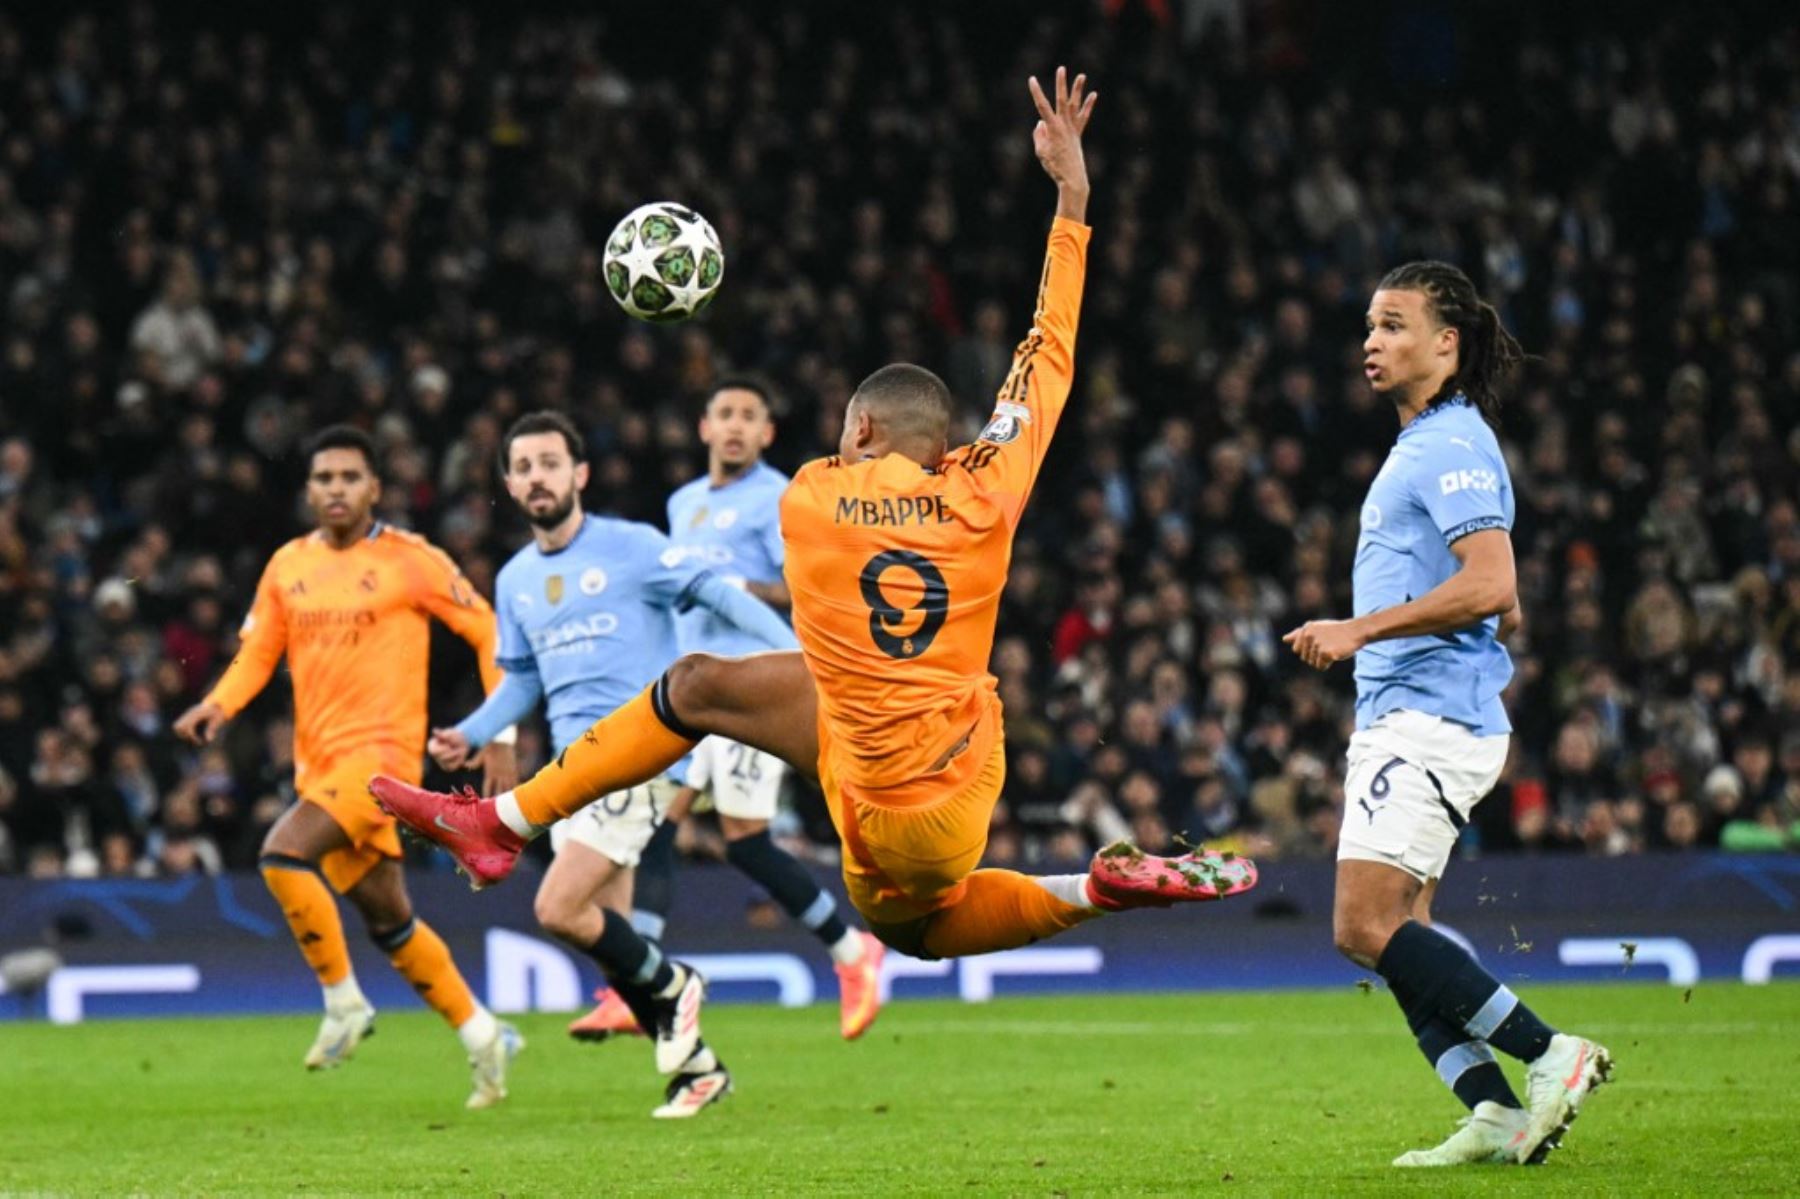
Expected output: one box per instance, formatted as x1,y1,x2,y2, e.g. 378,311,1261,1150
665,460,790,657
490,514,708,753
1352,395,1515,736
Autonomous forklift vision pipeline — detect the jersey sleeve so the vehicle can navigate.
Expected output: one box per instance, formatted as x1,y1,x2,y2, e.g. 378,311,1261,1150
454,668,544,749
407,539,504,693
687,572,798,648
641,527,712,608
206,554,289,718
493,570,536,674
1413,435,1512,546
759,506,785,569
946,215,1090,526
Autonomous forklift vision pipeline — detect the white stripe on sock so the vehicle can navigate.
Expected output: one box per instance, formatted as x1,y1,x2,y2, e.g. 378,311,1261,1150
457,1007,498,1053
799,891,838,931
828,929,864,966
635,942,667,988
1434,1040,1497,1088
322,975,366,1012
495,792,536,839
1032,873,1100,910
1466,987,1519,1041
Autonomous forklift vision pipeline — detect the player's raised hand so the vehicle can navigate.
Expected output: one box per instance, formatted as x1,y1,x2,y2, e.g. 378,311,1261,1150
428,726,474,771
173,701,226,746
1028,66,1097,216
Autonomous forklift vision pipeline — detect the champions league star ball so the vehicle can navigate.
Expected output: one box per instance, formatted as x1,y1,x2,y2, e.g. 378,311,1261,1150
602,202,725,322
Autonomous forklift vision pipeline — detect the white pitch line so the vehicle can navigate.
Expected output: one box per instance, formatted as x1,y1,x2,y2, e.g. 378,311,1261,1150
881,1019,1784,1038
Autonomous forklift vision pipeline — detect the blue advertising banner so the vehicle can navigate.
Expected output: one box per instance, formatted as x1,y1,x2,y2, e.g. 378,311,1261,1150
2,853,1797,1023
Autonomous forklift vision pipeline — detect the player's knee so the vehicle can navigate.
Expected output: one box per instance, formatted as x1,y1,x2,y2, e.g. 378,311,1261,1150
258,821,306,860
532,888,584,943
661,653,719,718
350,890,411,934
1332,919,1366,965
722,824,773,864
1333,908,1395,967
368,916,417,955
257,849,314,879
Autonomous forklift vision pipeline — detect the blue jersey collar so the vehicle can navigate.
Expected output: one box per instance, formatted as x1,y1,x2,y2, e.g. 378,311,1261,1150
536,511,590,558
708,460,771,493
1401,392,1472,437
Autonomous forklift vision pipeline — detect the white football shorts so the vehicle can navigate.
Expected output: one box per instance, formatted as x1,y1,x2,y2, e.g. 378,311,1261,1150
685,735,787,822
1338,709,1509,883
550,774,682,868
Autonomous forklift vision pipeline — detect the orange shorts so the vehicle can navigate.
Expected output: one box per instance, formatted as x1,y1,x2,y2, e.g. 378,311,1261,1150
296,754,408,893
820,705,1005,927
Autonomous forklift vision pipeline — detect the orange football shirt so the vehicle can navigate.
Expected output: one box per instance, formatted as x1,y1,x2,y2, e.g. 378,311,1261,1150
206,523,502,788
782,216,1089,797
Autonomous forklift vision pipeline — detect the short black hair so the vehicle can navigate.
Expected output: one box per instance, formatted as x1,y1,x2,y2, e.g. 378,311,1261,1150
850,363,953,446
707,375,776,414
501,410,587,470
304,425,380,478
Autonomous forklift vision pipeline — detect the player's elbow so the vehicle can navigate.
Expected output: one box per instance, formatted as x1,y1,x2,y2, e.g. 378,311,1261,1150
1463,564,1515,621
1481,580,1517,620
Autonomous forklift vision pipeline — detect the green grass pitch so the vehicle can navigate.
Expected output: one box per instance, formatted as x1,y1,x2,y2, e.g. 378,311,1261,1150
2,983,1794,1195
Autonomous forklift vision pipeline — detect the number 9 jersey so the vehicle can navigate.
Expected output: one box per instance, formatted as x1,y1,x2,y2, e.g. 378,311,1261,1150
781,217,1089,798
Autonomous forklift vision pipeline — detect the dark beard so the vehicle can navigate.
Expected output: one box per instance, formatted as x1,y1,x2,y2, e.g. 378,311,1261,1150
524,491,577,529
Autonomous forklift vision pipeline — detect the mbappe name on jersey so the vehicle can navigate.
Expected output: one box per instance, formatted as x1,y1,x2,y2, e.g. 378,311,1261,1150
833,495,955,528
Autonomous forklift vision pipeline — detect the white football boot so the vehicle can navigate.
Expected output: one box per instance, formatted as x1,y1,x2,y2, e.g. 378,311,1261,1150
1393,1101,1530,1167
303,1001,376,1070
651,964,707,1075
1517,1033,1614,1164
651,1044,733,1119
465,1022,525,1110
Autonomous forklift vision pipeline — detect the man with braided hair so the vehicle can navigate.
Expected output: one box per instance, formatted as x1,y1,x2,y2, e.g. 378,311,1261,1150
1285,262,1613,1168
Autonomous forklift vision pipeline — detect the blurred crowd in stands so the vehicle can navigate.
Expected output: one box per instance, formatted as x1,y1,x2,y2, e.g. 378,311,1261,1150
2,1,1798,878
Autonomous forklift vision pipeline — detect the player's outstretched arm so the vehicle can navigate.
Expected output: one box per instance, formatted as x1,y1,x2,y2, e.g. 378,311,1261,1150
181,558,290,741
953,69,1097,526
447,668,544,758
688,571,798,651
1028,66,1097,224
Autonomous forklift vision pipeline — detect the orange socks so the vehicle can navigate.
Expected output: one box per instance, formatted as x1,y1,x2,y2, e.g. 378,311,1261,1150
261,856,352,986
377,918,478,1029
265,856,483,1036
514,684,697,827
919,869,1101,958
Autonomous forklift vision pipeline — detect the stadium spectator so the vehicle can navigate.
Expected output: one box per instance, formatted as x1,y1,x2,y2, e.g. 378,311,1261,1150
0,3,1796,876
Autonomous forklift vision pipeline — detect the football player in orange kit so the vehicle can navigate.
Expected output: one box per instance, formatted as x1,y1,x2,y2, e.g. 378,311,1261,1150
175,425,523,1108
375,69,1256,961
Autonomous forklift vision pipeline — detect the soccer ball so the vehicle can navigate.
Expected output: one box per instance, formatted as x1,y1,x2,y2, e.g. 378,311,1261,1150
602,202,725,323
